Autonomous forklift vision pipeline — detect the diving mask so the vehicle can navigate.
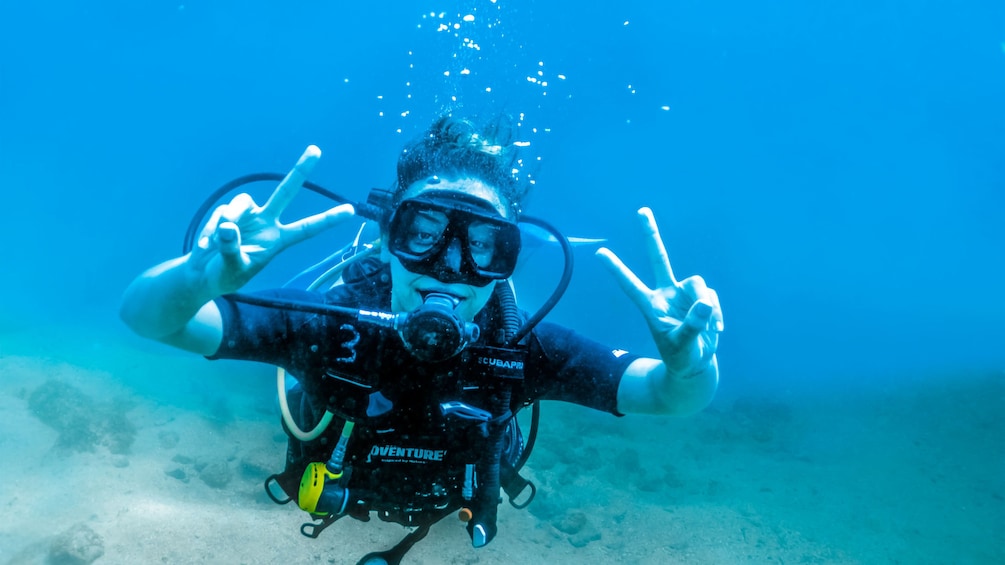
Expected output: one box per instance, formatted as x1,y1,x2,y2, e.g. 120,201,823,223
387,191,521,287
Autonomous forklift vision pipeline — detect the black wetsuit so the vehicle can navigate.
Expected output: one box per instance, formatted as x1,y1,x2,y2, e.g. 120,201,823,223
209,265,637,521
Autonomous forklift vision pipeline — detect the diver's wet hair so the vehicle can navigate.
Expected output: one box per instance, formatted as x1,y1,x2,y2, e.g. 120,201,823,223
395,114,531,217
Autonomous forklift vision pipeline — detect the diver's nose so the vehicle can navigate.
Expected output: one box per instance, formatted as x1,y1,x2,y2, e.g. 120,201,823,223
443,238,462,273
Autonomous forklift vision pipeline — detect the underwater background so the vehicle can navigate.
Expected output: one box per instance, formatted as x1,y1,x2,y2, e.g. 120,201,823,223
1,1,1002,563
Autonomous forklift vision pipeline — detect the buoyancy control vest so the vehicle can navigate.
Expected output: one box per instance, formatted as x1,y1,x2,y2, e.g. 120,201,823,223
264,261,535,552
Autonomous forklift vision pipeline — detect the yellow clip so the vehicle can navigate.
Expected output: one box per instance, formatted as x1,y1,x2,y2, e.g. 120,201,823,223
298,462,342,515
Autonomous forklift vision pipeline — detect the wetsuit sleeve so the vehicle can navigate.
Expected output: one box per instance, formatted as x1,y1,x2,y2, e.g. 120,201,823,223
523,322,640,416
207,289,330,366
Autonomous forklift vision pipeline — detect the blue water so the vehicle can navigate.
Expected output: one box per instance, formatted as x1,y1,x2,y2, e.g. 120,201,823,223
1,1,1002,562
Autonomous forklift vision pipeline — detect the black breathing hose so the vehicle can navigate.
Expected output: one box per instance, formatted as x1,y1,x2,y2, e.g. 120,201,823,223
505,215,573,347
181,173,384,254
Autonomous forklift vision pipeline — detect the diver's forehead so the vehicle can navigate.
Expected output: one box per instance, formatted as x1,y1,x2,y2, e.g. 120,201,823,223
403,176,510,218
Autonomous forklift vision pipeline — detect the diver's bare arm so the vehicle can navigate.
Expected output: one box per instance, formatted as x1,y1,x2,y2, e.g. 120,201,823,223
616,354,718,416
120,255,226,355
596,207,723,416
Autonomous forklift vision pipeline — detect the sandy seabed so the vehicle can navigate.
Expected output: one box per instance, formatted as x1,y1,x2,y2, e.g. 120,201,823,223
1,321,1002,565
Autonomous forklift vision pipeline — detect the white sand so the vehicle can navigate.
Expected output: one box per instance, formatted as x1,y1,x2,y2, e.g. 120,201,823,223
1,321,1001,564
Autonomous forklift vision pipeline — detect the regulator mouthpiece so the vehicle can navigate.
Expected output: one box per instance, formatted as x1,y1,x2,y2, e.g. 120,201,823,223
399,293,480,362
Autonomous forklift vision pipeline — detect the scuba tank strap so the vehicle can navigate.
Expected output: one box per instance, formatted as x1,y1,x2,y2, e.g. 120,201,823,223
500,461,536,510
354,505,457,565
264,470,300,505
301,512,346,539
501,398,540,509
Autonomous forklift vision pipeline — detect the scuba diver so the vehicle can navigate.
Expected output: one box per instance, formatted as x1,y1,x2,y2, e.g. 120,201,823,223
119,115,723,564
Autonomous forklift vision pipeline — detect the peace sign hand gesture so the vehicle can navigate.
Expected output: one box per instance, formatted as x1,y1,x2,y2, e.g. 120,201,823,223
189,146,355,296
596,207,723,379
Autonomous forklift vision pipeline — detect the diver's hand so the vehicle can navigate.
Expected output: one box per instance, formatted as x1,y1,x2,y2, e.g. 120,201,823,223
596,207,723,378
188,145,355,296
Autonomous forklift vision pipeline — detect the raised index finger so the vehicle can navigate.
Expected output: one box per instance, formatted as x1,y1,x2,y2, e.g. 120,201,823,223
261,145,322,219
639,207,679,289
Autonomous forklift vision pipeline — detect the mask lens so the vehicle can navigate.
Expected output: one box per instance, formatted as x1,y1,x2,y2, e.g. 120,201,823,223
402,209,449,255
467,221,498,268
